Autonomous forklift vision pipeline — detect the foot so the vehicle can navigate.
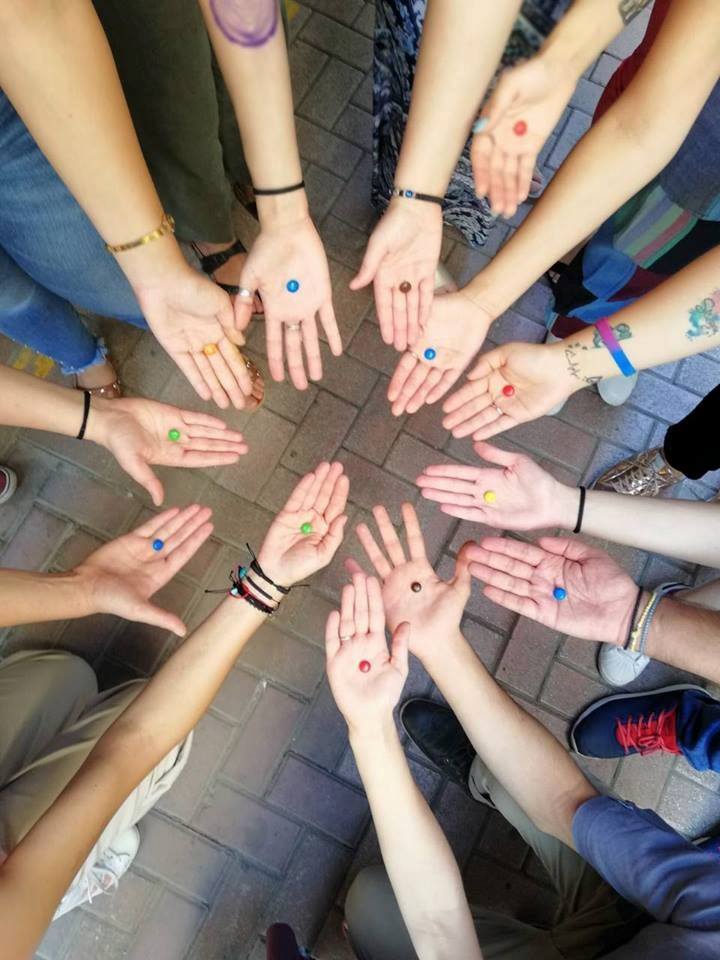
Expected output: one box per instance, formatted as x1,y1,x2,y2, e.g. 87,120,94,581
400,698,478,798
75,358,122,399
597,644,651,687
0,466,18,505
593,446,685,496
597,372,638,407
194,240,263,313
54,825,140,919
570,684,712,761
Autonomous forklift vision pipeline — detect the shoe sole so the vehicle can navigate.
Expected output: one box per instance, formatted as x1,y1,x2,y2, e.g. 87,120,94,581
0,469,17,505
569,683,711,758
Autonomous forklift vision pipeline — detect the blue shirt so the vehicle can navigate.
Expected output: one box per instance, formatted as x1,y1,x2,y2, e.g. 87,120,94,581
573,796,720,958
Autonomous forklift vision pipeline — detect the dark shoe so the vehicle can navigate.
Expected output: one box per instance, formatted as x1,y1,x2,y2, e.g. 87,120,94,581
265,923,315,959
400,698,480,799
0,466,17,504
570,684,709,760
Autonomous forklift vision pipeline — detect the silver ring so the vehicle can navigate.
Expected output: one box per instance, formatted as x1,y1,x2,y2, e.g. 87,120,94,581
237,287,253,299
287,322,302,332
493,403,503,416
339,635,353,641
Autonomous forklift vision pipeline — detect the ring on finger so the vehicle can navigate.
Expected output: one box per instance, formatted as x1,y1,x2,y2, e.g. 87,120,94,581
493,403,503,416
287,322,302,332
237,287,253,299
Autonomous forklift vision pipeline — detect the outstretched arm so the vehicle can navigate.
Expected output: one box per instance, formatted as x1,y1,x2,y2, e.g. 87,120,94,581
326,575,482,960
0,463,349,959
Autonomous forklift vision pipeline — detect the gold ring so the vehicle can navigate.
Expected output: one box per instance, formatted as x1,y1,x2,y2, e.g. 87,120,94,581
202,343,218,356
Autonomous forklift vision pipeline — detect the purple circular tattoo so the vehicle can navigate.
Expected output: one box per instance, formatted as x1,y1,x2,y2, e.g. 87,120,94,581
210,0,278,47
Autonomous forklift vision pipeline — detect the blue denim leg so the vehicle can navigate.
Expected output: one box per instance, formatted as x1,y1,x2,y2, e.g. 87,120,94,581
677,689,720,772
0,90,147,369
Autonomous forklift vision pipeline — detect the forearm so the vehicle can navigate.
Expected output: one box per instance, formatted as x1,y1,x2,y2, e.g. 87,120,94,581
0,365,106,439
351,720,481,960
0,571,93,627
645,596,720,684
395,0,522,194
539,0,637,79
425,634,596,845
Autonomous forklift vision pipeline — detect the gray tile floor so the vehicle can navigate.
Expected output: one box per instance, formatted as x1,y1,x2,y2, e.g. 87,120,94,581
1,3,719,958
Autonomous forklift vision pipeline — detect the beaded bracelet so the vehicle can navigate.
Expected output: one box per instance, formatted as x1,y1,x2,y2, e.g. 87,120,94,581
391,187,444,207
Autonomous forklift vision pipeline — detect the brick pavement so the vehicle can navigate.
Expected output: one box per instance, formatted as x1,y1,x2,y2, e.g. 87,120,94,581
0,4,719,959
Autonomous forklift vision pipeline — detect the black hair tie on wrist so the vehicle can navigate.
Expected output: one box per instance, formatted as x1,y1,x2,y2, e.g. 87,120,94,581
76,390,91,440
252,180,305,197
573,486,587,534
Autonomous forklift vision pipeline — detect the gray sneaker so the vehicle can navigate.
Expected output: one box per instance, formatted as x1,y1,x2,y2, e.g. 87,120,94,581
0,466,17,505
593,447,684,496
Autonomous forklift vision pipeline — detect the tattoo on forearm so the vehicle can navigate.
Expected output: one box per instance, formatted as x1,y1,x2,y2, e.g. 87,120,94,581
211,0,278,46
618,0,652,25
564,343,602,385
686,290,720,340
592,322,632,350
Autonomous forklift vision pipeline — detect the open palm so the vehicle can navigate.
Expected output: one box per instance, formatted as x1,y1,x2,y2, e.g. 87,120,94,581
466,536,638,645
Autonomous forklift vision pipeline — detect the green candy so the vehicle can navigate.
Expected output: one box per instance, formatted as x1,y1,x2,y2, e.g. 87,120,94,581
168,428,181,442
300,522,313,535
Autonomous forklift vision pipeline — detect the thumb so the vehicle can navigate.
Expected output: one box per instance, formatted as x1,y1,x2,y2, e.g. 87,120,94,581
390,621,411,675
134,600,187,638
318,515,349,564
454,544,475,588
466,354,492,381
235,258,259,332
350,237,386,290
472,440,522,469
481,70,521,132
122,453,165,506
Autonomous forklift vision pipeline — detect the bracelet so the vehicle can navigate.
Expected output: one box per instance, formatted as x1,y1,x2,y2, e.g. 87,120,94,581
104,212,176,254
594,318,637,378
622,586,644,650
243,572,277,605
76,390,91,440
572,486,586,534
246,543,290,594
391,187,444,207
252,180,305,197
229,581,276,615
626,581,686,653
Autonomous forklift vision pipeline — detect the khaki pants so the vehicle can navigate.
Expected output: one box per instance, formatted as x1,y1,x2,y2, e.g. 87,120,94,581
0,650,190,918
345,756,648,960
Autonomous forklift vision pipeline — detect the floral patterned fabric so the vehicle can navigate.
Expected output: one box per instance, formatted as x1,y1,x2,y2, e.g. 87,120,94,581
372,0,569,247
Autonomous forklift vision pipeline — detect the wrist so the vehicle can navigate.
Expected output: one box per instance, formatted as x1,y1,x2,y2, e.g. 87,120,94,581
556,482,582,530
65,568,104,617
464,268,515,322
256,189,310,229
349,712,400,751
113,233,188,292
419,628,467,673
82,395,116,448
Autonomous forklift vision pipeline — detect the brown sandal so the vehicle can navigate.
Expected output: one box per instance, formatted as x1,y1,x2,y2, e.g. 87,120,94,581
241,353,265,411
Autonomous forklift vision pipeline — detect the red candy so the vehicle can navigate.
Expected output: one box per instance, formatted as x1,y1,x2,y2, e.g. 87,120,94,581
359,660,371,673
513,120,528,136
502,384,515,397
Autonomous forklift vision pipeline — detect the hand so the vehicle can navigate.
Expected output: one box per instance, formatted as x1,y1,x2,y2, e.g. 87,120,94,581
235,215,341,390
89,396,248,506
442,341,570,440
350,199,443,352
472,56,576,216
347,502,471,664
257,461,349,587
466,536,639,645
417,441,578,529
75,505,214,636
325,574,410,732
134,261,254,410
387,290,494,416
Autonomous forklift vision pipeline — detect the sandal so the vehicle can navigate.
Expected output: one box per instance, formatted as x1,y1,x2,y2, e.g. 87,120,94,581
192,239,250,297
73,358,122,399
240,353,265,412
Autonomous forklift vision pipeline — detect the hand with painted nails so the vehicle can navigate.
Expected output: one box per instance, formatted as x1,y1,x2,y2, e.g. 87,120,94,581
387,291,494,416
347,502,472,663
350,199,443,353
417,442,577,530
257,462,349,587
466,536,638,645
442,341,569,440
471,57,576,217
234,217,341,390
89,396,249,507
74,506,214,636
135,262,254,410
325,574,410,732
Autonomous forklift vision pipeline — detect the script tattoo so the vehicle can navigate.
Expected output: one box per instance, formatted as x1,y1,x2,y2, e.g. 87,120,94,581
564,343,602,384
210,0,278,46
685,290,720,341
618,0,652,25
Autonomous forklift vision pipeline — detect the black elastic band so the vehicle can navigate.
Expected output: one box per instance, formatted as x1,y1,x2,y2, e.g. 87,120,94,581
247,543,290,594
244,573,277,604
252,180,305,197
572,486,587,534
77,390,91,440
622,586,644,650
392,187,444,206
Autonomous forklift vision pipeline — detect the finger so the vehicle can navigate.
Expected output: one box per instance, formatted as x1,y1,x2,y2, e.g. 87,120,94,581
344,556,367,576
153,503,203,544
324,473,350,525
416,474,478,496
266,316,286,382
123,454,165,506
502,152,519,218
417,276,434,334
160,520,214,583
319,300,343,357
419,463,482,481
471,134,494,198
134,507,180,538
367,576,386,635
391,285,409,353
355,522,392,579
374,278,395,346
182,436,250,454
351,238,385,290
233,288,255,333
421,488,477,507
284,471,316,513
325,609,342,661
405,283,420,347
181,450,245,467
391,362,434,417
315,461,344,515
172,352,212,402
517,153,535,206
133,600,187,638
301,315,323,382
163,506,213,555
472,441,521,468
180,409,237,431
285,324,309,391
353,572,370,635
442,378,488,416
217,340,253,401
537,535,605,562
302,461,331,511
401,502,426,562
488,144,507,217
372,504,406,566
482,585,542,621
390,621,410,675
340,583,356,638
439,503,490,523
194,351,229,410
425,368,463,406
387,353,418,404
467,560,534,596
405,367,444,415
442,393,493,433
471,536,547,567
317,513,349,566
472,414,517,441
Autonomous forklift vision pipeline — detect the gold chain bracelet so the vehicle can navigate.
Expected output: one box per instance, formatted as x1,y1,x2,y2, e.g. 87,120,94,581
105,212,175,254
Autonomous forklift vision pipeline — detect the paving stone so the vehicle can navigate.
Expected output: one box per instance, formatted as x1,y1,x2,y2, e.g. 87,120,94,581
658,773,720,838
240,622,325,696
675,353,720,396
558,385,655,451
290,40,328,107
487,308,545,346
348,321,397,376
55,613,122,666
276,588,339,648
299,58,364,129
495,619,560,699
613,753,675,809
28,430,128,488
58,912,132,960
606,5,651,58
405,398,452,448
0,507,68,571
296,116,362,176
385,431,458,484
293,679,349,771
438,555,516,634
540,662,609,718
337,449,416,524
351,72,373,112
303,0,364,26
35,908,83,960
282,391,356,474
502,416,598,474
210,667,260,723
462,617,508,674
111,579,197,674
126,888,206,960
301,12,373,71
559,635,600,675
312,906,356,960
213,408,295,502
445,244,493,287
332,104,373,152
39,465,139,536
320,215,369,271
269,756,368,843
344,376,404,464
177,536,225,585
515,696,569,744
414,496,458,566
196,484,274,549
119,333,177,398
547,109,592,169
256,463,303,513
0,442,62,541
569,77,604,115
629,372,701,423
259,369,319,424
223,685,305,792
81,870,156,933
329,152,377,233
303,162,346,220
318,342,378,406
135,813,227,901
591,52,621,85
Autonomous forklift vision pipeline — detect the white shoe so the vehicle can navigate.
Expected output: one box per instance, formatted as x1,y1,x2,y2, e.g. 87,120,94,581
434,262,457,294
597,644,650,687
54,826,140,919
543,329,568,416
597,372,638,406
0,466,17,505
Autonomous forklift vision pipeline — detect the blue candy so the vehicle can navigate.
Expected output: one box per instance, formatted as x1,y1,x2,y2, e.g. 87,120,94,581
424,348,437,361
286,279,300,293
553,586,567,601
152,539,164,552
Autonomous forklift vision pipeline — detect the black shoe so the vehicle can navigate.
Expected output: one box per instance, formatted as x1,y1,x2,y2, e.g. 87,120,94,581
400,698,491,803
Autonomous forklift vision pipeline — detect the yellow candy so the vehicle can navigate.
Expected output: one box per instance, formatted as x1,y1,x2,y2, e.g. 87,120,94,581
483,490,497,504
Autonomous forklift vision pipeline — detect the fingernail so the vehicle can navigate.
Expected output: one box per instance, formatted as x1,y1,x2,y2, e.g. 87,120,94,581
471,117,488,135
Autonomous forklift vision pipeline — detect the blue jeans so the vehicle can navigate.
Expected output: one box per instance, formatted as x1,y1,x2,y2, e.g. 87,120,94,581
0,91,146,374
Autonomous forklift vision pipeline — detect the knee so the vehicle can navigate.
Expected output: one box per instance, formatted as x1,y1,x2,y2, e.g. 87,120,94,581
5,650,98,704
344,865,394,953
